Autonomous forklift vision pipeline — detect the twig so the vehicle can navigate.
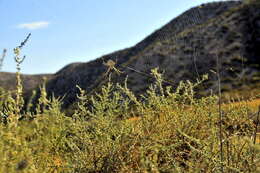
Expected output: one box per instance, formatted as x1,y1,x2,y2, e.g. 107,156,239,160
253,106,260,144
0,49,7,71
216,53,224,173
252,106,260,164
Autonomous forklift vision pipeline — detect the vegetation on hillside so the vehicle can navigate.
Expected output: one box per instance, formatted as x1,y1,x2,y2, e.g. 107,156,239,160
0,1,259,172
0,66,259,172
0,39,259,172
2,0,259,109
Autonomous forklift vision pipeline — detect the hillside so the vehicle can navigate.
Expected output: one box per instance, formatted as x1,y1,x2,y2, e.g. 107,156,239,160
0,72,51,93
0,0,259,108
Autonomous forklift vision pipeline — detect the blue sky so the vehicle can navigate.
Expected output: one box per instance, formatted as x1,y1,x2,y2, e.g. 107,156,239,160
1,0,222,74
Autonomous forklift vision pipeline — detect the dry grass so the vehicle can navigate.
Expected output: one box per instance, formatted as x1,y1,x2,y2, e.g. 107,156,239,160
223,98,260,111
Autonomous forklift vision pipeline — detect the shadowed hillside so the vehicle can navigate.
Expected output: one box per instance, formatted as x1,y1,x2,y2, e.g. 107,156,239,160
0,72,51,93
0,0,259,108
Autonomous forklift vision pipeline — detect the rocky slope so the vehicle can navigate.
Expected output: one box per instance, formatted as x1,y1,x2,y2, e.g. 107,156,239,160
0,0,259,108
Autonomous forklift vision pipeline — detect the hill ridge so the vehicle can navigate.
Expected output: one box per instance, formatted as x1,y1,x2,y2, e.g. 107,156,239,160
1,0,259,108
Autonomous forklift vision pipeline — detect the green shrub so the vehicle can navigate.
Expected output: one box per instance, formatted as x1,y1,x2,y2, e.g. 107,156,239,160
0,67,259,172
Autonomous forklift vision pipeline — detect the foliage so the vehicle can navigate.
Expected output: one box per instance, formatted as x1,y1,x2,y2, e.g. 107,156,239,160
0,67,259,172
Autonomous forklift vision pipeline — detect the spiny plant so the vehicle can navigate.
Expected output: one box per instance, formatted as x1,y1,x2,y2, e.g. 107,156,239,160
0,65,259,172
13,33,31,116
0,33,31,125
0,36,26,126
67,69,259,172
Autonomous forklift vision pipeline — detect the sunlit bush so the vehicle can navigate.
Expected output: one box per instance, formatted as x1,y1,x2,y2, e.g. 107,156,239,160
0,68,259,172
